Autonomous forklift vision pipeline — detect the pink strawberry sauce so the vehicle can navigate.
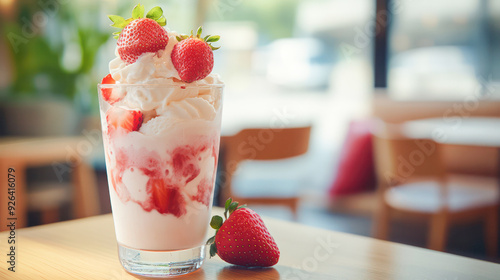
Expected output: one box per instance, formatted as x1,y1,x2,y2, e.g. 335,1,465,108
107,139,218,218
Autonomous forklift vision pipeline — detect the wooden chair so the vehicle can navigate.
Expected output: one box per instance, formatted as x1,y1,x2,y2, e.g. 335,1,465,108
372,123,499,256
0,137,101,230
219,126,311,219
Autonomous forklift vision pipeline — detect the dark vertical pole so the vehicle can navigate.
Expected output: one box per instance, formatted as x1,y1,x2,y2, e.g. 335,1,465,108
374,0,389,88
478,0,490,96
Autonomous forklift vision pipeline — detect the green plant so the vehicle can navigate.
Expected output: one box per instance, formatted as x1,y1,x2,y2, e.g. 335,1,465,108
0,1,110,102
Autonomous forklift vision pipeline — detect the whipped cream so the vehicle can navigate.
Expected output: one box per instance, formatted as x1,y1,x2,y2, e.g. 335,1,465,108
107,31,223,135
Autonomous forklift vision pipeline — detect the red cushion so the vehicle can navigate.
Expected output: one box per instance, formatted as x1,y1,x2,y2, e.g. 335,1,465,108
329,119,376,197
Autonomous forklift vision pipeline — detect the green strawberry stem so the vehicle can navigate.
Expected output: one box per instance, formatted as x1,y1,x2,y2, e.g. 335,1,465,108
108,4,167,39
224,197,232,219
175,26,221,51
206,197,246,257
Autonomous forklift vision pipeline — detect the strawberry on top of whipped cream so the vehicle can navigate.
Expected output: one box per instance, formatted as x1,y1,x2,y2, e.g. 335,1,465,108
106,30,222,124
109,31,222,87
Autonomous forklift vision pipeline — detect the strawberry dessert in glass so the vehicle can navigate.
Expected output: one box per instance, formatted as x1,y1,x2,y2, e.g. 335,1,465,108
97,4,223,277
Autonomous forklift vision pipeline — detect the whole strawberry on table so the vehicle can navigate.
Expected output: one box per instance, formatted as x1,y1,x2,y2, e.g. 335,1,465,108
206,198,280,267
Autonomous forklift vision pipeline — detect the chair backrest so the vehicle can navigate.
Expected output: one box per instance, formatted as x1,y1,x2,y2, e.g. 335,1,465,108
372,121,445,190
219,126,312,199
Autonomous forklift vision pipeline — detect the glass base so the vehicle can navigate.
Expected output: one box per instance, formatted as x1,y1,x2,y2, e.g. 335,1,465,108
118,244,206,277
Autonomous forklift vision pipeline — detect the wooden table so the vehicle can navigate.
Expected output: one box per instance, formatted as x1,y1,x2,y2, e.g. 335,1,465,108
1,207,499,279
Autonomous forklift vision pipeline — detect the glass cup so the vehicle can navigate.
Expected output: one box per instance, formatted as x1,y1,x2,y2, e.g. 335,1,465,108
97,83,223,277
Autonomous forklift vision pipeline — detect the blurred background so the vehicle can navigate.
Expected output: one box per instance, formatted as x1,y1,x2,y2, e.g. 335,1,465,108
1,0,500,263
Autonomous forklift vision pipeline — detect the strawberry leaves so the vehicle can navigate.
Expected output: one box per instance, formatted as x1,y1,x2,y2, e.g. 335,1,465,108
145,6,166,25
208,215,222,257
146,7,162,19
210,215,223,229
208,213,224,257
207,35,220,43
132,3,144,19
109,15,131,29
224,197,232,219
108,4,167,39
175,26,221,51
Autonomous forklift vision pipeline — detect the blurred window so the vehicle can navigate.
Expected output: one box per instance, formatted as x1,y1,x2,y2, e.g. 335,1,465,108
204,0,374,94
388,0,500,100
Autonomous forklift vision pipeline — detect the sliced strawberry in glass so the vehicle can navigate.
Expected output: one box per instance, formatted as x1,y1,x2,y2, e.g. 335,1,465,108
106,106,143,133
100,74,121,104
